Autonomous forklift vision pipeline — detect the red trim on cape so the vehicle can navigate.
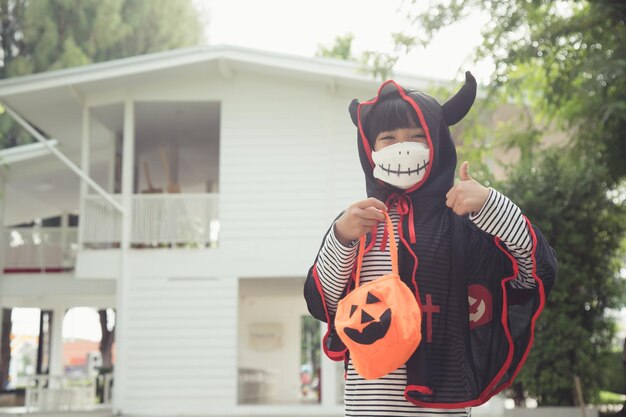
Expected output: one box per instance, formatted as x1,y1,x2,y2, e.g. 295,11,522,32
486,215,546,398
406,385,433,395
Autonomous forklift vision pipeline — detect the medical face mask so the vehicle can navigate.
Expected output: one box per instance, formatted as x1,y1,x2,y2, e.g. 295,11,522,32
371,141,430,189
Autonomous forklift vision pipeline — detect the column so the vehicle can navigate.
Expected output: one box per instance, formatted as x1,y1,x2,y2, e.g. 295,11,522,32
48,306,65,377
112,99,134,414
0,170,6,271
77,106,90,249
320,322,338,407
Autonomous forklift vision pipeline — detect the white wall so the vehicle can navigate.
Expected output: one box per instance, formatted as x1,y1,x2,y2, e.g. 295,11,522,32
121,274,237,416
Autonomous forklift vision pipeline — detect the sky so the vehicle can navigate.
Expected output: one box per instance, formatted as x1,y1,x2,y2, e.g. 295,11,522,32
199,0,495,83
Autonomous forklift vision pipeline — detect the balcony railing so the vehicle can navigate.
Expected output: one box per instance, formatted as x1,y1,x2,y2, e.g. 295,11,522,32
82,193,219,248
0,227,78,273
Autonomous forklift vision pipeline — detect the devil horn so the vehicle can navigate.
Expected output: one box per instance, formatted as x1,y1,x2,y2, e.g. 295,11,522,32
442,71,477,126
349,99,360,127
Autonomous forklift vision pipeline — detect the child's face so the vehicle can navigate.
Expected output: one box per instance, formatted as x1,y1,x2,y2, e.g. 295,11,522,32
373,125,427,152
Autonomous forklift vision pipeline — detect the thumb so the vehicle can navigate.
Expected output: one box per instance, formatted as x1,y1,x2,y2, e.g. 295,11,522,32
459,161,473,181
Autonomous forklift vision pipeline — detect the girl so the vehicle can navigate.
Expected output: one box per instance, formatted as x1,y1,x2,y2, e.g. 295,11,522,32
304,72,557,417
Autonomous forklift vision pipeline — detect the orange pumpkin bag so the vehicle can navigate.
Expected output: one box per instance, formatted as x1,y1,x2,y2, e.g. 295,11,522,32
335,212,422,380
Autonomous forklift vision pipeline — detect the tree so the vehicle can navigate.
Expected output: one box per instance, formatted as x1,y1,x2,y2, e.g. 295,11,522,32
0,308,11,390
409,0,626,184
0,0,204,389
0,0,204,148
316,31,416,81
492,146,626,405
98,309,114,369
316,33,357,61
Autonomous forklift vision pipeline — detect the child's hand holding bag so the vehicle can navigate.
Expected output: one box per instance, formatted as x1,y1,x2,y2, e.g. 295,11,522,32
335,211,422,380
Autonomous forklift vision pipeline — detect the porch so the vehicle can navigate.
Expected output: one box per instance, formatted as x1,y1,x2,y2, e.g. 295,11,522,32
0,193,219,274
0,408,112,417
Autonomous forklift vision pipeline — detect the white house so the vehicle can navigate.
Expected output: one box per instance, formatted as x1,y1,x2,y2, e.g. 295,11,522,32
0,45,454,416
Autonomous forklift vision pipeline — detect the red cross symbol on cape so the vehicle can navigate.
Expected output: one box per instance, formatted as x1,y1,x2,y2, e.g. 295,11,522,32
422,294,440,343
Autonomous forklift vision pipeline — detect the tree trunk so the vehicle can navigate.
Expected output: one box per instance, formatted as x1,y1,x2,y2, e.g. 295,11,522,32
511,381,526,407
616,337,626,417
36,310,52,375
0,308,12,390
98,309,114,368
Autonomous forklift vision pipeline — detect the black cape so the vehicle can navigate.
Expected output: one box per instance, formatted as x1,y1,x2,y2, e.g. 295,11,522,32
303,73,557,408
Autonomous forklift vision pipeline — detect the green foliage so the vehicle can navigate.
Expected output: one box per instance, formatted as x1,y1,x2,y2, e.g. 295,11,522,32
494,146,626,405
411,0,626,183
2,0,202,77
598,390,626,406
0,0,203,148
315,31,418,81
316,33,357,61
360,32,417,81
602,350,625,396
301,316,321,372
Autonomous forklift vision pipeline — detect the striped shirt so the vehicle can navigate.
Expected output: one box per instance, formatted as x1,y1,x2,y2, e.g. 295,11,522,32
316,187,534,417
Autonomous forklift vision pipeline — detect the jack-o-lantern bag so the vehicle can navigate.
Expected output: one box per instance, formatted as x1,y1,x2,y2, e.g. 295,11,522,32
335,212,422,380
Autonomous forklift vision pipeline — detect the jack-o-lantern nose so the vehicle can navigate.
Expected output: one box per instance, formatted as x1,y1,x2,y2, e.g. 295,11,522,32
361,310,375,324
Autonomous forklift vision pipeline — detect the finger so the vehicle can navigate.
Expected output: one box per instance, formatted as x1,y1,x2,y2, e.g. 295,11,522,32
353,207,385,224
446,189,457,209
453,199,467,216
355,207,385,222
356,197,387,212
445,185,456,201
361,207,386,221
459,161,473,181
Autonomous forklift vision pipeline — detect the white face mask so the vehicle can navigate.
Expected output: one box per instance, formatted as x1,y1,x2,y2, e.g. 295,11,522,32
371,142,430,190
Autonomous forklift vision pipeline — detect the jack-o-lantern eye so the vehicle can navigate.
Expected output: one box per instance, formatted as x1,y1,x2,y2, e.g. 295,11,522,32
350,291,382,319
367,292,381,304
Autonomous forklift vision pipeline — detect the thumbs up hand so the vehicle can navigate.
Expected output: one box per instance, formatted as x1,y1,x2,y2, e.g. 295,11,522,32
445,161,490,216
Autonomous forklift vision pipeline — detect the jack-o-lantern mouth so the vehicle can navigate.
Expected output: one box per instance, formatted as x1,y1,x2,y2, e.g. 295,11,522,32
344,308,392,345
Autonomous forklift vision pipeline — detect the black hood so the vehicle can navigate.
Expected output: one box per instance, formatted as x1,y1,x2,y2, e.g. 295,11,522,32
349,71,477,202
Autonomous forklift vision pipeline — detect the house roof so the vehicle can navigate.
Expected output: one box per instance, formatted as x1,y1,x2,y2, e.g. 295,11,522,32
0,44,442,97
0,139,58,165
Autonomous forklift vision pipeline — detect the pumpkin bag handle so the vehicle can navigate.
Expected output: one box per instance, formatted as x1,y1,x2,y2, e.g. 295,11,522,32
354,211,398,287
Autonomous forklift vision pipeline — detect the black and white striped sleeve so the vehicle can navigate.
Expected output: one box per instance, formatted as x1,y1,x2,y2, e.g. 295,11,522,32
316,223,359,314
469,188,536,289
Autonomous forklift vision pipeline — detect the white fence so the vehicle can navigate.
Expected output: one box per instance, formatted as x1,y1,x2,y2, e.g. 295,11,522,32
0,228,77,272
82,193,219,248
24,375,101,412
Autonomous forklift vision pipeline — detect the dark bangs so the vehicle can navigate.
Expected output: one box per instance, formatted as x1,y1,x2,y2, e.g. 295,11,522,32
362,91,421,146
